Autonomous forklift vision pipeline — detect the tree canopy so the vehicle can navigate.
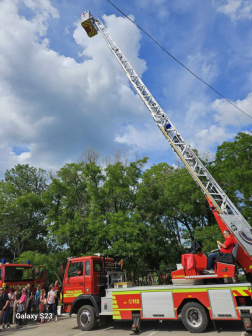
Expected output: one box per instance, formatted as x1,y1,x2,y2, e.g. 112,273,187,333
0,132,251,280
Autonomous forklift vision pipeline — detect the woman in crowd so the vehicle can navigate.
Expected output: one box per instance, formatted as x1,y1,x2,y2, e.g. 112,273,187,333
26,284,33,316
16,288,27,328
47,284,57,322
13,285,22,326
39,289,47,324
4,287,15,329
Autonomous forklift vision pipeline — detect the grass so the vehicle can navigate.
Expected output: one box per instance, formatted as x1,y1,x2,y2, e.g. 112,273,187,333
238,275,247,283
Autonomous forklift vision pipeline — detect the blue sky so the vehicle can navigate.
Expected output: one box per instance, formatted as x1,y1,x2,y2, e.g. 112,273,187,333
0,0,251,176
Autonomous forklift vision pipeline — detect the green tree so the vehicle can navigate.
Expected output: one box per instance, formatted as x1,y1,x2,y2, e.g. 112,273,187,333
194,225,223,253
46,158,154,279
136,162,215,267
45,162,93,255
209,132,252,223
0,164,49,257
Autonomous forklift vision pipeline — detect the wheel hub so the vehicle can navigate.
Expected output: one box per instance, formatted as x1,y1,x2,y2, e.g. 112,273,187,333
186,308,202,327
80,310,91,326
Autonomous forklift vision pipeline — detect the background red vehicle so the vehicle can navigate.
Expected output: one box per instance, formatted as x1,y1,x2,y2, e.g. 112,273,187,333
0,259,46,293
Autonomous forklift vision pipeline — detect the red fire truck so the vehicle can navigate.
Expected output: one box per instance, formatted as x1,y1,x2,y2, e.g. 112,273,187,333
0,259,46,293
61,253,252,334
58,10,252,334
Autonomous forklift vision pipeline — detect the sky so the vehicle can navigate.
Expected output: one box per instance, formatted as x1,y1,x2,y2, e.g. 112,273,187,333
0,0,251,176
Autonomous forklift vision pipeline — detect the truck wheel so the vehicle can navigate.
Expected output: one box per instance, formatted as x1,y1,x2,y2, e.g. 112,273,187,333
77,305,97,331
181,302,209,333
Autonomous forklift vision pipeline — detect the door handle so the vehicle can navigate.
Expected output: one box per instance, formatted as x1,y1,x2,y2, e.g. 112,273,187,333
79,283,84,285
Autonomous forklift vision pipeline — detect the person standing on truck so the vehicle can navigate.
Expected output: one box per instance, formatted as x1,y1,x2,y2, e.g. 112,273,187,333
204,230,234,274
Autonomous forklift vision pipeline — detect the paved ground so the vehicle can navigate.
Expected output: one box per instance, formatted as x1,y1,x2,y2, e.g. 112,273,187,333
2,314,250,336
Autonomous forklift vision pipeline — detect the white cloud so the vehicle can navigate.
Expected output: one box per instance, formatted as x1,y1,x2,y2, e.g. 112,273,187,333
162,51,219,107
115,123,169,151
74,14,147,78
64,26,70,35
161,51,219,144
187,51,218,82
187,52,219,83
0,143,32,174
23,0,59,18
211,92,252,126
190,125,235,152
115,122,237,158
137,0,169,20
0,0,147,176
214,0,252,21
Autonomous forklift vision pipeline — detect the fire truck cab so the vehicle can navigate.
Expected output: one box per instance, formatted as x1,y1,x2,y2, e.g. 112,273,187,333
61,255,125,329
0,259,46,293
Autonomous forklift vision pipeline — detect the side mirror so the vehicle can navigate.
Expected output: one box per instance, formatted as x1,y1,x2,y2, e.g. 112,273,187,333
60,265,64,277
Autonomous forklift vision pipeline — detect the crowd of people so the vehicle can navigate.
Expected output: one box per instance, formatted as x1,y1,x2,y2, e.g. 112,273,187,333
0,280,60,330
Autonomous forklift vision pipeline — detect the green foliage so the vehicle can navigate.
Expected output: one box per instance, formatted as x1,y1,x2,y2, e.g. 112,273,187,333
0,164,49,258
194,225,223,253
16,250,69,284
0,132,251,280
209,132,252,223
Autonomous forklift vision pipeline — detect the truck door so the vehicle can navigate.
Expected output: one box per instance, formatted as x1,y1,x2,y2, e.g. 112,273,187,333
65,261,84,305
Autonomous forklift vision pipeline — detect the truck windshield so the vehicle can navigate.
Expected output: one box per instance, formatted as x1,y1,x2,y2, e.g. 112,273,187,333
4,266,34,282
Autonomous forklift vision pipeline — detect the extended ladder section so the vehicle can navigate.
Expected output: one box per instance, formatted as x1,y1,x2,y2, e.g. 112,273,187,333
81,11,252,264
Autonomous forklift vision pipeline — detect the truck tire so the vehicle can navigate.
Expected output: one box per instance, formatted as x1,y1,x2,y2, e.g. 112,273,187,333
181,302,209,333
77,305,97,331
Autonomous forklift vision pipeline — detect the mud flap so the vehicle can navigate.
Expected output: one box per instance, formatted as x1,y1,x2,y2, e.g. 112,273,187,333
240,310,252,332
132,313,141,334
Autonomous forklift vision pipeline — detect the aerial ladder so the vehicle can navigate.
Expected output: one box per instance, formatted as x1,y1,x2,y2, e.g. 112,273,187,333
81,11,252,282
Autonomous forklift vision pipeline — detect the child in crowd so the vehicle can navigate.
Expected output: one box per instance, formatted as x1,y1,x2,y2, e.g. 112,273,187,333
39,289,47,324
47,284,57,322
